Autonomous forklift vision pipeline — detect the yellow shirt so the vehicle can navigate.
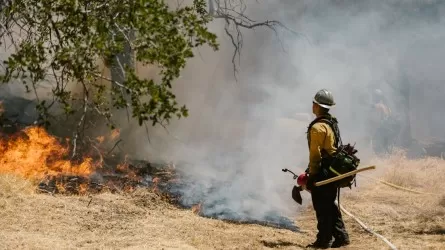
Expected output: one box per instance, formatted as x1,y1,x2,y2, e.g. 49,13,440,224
368,102,392,135
370,102,391,123
308,122,337,174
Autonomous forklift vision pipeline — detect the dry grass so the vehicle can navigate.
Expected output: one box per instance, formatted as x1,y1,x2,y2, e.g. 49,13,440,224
0,175,310,250
0,174,35,196
341,151,445,249
1,153,445,249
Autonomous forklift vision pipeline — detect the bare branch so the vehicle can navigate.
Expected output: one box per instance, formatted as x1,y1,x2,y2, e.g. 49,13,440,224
106,139,123,155
71,82,89,159
94,73,132,92
211,0,308,78
114,24,134,51
85,136,104,164
143,121,151,144
224,23,240,80
158,119,186,144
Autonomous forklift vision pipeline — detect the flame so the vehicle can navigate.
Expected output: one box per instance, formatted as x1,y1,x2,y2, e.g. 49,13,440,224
117,162,140,181
0,126,99,179
96,136,105,144
94,129,119,145
110,129,120,140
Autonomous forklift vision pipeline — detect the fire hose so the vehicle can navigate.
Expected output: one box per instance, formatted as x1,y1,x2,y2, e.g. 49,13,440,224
336,202,397,250
282,166,398,250
358,174,439,195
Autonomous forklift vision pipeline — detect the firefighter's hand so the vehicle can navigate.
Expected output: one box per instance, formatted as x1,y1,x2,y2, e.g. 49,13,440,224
306,174,317,191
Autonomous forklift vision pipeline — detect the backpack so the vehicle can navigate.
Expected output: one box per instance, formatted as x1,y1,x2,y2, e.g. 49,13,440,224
328,143,360,188
307,116,360,188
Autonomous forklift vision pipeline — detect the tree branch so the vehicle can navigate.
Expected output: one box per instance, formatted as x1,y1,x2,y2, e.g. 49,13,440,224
71,82,89,159
106,139,123,156
210,0,307,79
1,0,220,147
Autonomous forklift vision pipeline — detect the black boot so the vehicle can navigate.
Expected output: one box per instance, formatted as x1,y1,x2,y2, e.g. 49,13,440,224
306,240,330,249
331,238,350,248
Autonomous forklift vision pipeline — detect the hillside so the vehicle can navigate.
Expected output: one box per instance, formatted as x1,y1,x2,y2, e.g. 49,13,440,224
1,152,444,250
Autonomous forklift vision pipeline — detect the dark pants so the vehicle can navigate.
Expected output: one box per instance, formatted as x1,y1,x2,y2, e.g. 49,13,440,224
311,184,349,244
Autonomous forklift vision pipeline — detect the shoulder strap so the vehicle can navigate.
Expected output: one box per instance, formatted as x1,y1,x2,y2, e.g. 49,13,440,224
307,115,343,148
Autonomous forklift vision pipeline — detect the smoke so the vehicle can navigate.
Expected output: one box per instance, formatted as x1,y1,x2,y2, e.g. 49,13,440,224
128,0,445,223
2,0,445,224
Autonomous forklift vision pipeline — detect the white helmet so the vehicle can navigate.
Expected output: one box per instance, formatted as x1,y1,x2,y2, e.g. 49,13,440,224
313,89,335,109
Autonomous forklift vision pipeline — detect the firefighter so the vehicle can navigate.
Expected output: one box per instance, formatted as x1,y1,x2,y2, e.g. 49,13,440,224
305,89,350,249
369,89,395,155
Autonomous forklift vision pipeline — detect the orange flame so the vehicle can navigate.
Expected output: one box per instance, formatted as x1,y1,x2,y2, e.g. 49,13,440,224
110,129,120,140
0,126,99,179
96,135,105,144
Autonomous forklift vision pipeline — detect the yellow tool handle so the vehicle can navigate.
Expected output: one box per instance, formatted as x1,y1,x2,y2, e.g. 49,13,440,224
315,165,376,186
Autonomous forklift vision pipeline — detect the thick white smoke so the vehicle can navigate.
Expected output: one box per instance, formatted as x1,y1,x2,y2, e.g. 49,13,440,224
128,0,445,223
2,0,445,224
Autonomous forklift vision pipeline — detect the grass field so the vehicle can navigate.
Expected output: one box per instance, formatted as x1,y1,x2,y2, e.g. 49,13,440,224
0,151,444,249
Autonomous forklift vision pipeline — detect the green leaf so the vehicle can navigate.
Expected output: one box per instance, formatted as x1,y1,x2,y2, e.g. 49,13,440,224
0,0,219,132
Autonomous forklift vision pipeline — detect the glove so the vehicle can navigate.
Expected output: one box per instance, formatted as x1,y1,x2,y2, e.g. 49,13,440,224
306,174,317,191
305,167,310,174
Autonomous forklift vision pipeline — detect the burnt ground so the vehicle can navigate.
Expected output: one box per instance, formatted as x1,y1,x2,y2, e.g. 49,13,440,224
1,158,444,250
35,159,302,233
0,96,444,249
